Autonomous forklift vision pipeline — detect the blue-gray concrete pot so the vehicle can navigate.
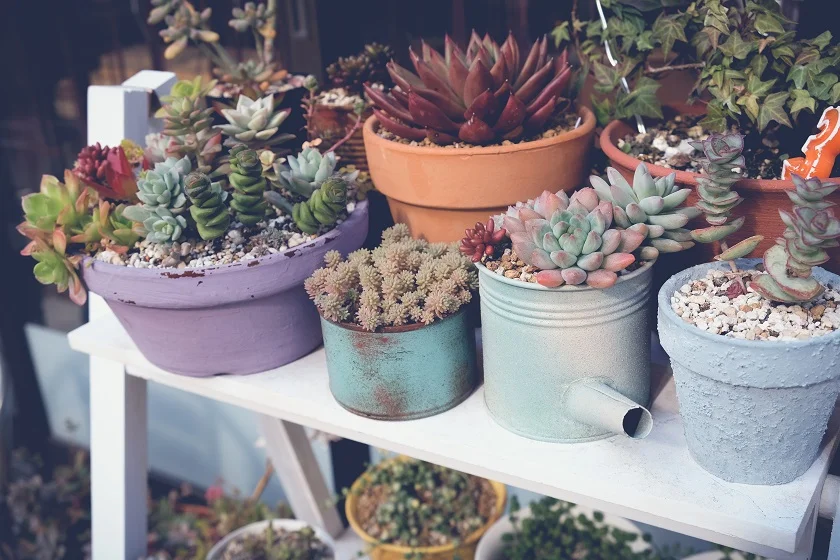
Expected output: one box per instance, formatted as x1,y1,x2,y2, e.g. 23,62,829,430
658,259,840,485
321,309,478,420
478,262,655,443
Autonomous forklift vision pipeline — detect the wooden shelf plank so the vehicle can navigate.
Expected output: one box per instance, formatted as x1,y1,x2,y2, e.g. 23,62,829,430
68,316,839,559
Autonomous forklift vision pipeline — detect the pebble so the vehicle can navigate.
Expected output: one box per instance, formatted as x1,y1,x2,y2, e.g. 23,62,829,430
671,269,840,341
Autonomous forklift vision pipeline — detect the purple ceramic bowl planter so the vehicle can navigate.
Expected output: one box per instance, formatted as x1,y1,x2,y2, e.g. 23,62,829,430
658,259,840,485
82,201,369,377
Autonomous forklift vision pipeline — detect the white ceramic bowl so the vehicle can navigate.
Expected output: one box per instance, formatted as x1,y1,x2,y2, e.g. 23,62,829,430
206,519,336,560
475,504,651,560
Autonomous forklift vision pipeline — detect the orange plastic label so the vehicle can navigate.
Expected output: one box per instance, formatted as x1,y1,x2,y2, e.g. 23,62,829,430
782,106,840,180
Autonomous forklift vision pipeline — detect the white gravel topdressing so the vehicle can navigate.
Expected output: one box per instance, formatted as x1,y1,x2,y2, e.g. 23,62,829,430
670,269,840,340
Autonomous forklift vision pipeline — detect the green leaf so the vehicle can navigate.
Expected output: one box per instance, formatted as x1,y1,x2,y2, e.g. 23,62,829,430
737,93,761,121
719,32,754,60
748,54,768,78
758,91,792,130
591,96,613,126
807,73,839,100
831,83,840,104
772,44,795,62
652,13,687,58
754,13,785,35
795,48,821,66
787,65,808,89
716,236,765,260
789,89,816,118
593,60,618,89
616,77,663,120
551,22,570,48
809,31,833,50
746,75,776,98
636,30,655,51
698,102,728,132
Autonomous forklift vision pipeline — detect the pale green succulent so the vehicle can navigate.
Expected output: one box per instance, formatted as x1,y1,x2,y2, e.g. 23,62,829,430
140,207,188,243
216,94,296,149
272,147,339,197
590,164,699,260
136,156,190,211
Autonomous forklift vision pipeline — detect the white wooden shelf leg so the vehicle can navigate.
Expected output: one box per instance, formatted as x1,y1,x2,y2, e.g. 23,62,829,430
258,415,344,537
90,355,148,560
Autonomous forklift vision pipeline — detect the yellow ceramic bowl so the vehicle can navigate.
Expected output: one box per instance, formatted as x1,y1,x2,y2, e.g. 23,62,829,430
345,457,507,560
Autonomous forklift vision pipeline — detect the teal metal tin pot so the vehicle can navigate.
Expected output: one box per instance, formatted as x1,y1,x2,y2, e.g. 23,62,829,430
478,262,655,443
321,309,478,420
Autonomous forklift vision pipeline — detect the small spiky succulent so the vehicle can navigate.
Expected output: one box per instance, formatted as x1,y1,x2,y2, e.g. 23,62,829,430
228,145,268,226
365,31,573,145
460,219,507,262
590,165,698,260
216,94,296,150
306,225,478,331
503,189,644,289
185,172,231,240
73,143,139,201
751,176,840,303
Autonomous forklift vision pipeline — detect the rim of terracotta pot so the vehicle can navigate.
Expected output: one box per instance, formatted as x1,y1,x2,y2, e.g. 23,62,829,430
82,200,369,279
475,259,654,292
363,104,595,157
658,258,840,350
321,306,468,334
345,456,507,556
600,118,840,191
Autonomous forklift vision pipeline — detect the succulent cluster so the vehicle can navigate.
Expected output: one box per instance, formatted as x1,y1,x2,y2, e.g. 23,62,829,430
751,176,840,302
148,0,286,97
157,77,223,173
263,147,354,234
365,31,573,145
123,157,191,243
217,94,295,151
325,42,395,95
219,524,332,560
460,219,507,262
306,225,477,331
17,172,142,305
350,458,495,549
592,165,698,259
504,189,643,289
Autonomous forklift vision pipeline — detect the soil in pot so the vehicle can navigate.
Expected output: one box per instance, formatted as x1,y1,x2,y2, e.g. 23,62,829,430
216,523,333,560
347,457,506,560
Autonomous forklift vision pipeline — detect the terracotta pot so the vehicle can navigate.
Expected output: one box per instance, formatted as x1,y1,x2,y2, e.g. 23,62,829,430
600,117,840,272
311,103,371,172
363,106,597,242
81,202,369,377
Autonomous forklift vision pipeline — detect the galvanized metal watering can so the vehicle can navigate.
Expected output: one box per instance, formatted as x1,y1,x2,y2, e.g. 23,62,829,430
478,262,654,442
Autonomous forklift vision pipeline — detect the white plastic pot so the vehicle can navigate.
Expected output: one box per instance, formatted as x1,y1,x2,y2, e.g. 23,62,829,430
206,519,336,560
474,504,651,560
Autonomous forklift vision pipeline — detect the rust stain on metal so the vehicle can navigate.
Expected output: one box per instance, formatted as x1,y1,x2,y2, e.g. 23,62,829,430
161,270,205,279
373,385,407,418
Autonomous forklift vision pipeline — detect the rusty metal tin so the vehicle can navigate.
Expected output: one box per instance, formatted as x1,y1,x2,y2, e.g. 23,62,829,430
320,309,478,420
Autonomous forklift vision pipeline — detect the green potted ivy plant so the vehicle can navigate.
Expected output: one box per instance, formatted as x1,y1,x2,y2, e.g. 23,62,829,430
657,132,840,484
578,0,840,265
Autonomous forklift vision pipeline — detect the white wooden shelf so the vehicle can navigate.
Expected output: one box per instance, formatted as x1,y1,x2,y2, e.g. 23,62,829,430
68,315,839,559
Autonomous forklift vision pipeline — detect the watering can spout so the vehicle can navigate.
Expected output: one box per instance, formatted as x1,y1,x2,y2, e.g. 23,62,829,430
563,380,652,439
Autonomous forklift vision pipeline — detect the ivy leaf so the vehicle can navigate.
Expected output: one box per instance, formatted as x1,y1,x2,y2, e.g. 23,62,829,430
789,89,816,118
698,102,727,132
592,61,619,91
617,77,663,120
787,65,807,89
772,44,796,63
746,75,776,98
720,33,754,60
636,30,655,51
758,91,792,131
551,22,570,48
809,31,833,50
806,72,839,100
737,93,761,122
795,48,821,66
754,13,785,35
749,54,768,78
592,97,613,126
652,13,687,58
831,83,840,105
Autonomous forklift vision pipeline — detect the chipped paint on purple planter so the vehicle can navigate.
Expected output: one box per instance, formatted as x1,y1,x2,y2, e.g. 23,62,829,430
658,259,840,484
320,309,478,420
81,202,369,377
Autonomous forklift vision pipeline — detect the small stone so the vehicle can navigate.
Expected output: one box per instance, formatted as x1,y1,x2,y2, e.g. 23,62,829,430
503,269,520,279
812,305,826,319
180,242,192,257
